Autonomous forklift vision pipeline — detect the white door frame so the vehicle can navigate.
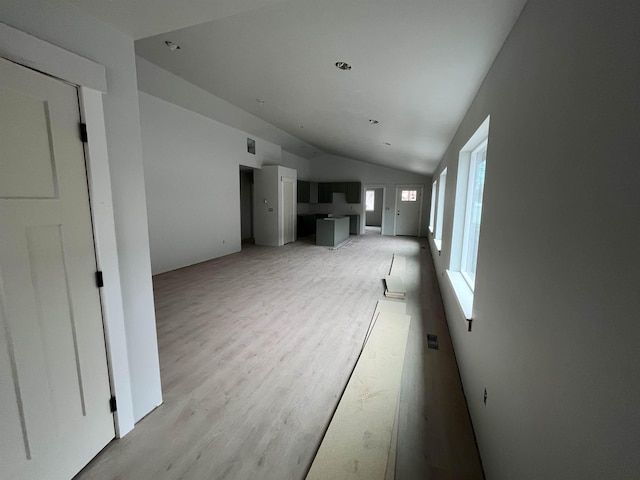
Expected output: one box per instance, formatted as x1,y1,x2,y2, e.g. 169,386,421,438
394,184,424,237
0,22,135,436
280,176,296,245
363,184,386,234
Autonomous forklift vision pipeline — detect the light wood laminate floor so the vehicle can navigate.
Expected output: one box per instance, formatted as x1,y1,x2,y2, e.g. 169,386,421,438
75,232,483,480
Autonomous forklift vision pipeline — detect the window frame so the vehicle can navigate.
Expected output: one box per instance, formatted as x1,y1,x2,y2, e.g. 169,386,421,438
460,139,487,289
445,115,490,321
434,168,447,250
429,180,437,233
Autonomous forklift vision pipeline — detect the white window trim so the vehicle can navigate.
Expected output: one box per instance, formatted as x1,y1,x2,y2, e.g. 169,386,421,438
446,115,490,323
460,139,487,290
428,180,437,234
446,270,473,320
434,169,447,249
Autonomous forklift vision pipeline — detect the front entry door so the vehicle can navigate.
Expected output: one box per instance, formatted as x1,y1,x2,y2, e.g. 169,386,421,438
395,186,422,236
0,57,114,480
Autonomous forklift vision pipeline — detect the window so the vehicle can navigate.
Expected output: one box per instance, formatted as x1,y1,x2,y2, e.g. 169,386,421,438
365,190,375,211
460,140,487,288
429,180,437,233
400,189,417,202
434,169,447,250
446,115,490,320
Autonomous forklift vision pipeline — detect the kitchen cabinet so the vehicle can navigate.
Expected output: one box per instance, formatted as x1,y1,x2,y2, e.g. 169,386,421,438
316,181,361,204
318,183,333,203
346,182,361,203
347,214,360,234
316,217,350,246
297,180,310,203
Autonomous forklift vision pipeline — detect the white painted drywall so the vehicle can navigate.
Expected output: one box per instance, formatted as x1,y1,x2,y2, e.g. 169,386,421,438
253,165,281,246
136,56,317,158
282,150,311,179
1,0,162,423
139,91,287,273
365,188,384,227
429,0,640,478
310,154,430,236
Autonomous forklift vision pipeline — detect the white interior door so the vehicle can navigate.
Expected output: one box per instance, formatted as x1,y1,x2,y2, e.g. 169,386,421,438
282,178,295,244
0,57,114,480
395,186,422,236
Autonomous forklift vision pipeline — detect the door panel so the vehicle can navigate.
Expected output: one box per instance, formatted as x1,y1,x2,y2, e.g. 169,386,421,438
395,187,422,236
283,179,295,244
0,57,114,480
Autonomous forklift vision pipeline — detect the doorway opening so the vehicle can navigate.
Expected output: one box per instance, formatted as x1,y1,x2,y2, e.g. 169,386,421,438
364,185,385,235
239,166,254,246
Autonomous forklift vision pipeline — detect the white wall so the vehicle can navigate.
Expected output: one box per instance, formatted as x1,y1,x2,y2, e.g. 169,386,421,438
282,150,311,179
139,91,285,274
1,0,162,423
429,0,640,478
253,166,280,246
253,165,297,247
310,154,430,236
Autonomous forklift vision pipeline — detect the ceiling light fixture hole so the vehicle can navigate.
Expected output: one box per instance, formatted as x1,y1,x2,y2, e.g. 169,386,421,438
164,41,181,51
335,61,352,71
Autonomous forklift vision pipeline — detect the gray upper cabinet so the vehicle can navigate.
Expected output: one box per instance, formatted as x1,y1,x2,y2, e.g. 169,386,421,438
346,182,361,203
297,180,310,203
318,183,333,203
316,181,361,204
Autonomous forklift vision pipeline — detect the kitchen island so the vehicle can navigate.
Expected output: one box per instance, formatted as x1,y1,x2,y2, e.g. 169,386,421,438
316,216,350,247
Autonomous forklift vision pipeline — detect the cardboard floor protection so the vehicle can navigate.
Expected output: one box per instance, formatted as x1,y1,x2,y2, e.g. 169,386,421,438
306,311,411,480
388,254,406,277
364,300,408,347
384,275,406,299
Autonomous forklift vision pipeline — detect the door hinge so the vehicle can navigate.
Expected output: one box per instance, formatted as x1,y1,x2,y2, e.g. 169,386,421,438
109,396,117,413
80,123,88,143
95,271,104,288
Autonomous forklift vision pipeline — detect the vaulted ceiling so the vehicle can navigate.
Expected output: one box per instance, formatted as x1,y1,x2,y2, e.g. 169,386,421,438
71,0,528,175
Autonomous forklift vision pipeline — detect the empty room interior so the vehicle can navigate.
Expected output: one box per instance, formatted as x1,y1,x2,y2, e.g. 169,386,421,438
1,0,639,479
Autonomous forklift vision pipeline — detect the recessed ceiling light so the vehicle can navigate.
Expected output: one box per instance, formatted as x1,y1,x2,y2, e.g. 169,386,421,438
335,61,352,71
383,142,391,146
164,41,181,51
369,119,380,125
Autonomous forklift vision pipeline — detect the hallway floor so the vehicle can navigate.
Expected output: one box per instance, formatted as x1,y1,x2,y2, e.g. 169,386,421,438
75,231,483,479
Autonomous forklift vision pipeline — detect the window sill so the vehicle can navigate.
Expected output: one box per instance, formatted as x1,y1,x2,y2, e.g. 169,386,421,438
433,238,442,252
445,270,473,321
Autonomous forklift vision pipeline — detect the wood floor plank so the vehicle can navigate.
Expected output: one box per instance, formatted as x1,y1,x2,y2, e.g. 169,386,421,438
306,312,410,480
74,233,483,480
